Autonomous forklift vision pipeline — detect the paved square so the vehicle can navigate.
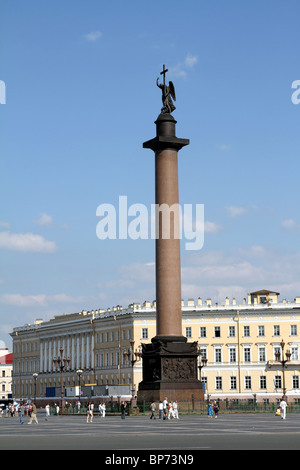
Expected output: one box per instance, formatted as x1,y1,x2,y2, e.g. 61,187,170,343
1,411,300,453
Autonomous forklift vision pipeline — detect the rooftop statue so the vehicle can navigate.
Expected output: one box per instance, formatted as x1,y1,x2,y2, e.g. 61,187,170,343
156,64,176,114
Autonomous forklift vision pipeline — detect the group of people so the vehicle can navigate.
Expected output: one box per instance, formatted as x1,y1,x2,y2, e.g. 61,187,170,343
150,398,179,420
18,402,39,424
1,397,291,423
0,401,39,424
207,400,219,418
86,401,107,422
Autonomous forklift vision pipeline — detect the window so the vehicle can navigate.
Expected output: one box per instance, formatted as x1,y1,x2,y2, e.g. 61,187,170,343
229,326,235,337
185,327,192,338
229,348,236,363
215,348,222,363
245,376,252,389
230,376,237,390
214,326,221,338
291,325,297,336
142,328,148,339
291,346,298,361
260,376,267,389
244,347,251,362
200,327,206,338
259,347,266,362
243,326,250,337
275,375,282,389
293,375,299,389
216,376,222,390
200,347,207,360
274,347,281,360
258,325,265,336
273,325,280,336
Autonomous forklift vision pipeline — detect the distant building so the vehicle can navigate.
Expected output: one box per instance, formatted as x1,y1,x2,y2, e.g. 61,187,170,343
0,349,13,400
10,289,300,403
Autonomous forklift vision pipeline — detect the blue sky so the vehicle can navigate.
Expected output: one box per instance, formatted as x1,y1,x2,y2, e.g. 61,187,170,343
1,0,300,349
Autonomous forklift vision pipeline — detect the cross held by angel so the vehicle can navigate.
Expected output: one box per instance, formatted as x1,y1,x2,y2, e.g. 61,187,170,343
156,64,176,114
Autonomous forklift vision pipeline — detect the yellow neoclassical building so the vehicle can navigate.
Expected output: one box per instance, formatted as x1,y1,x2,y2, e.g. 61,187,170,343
10,290,300,404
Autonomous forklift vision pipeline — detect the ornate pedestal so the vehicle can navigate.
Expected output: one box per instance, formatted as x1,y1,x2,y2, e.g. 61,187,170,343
137,337,204,402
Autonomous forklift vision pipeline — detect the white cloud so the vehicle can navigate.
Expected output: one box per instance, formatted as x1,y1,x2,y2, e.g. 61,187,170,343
204,221,223,234
225,206,247,217
34,213,53,227
84,31,102,41
281,219,299,229
170,53,198,78
0,221,9,228
184,53,198,68
181,246,300,303
239,245,268,258
0,231,57,253
0,293,84,307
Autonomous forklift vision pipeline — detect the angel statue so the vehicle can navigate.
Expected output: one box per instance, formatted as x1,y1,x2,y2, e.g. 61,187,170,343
156,65,176,114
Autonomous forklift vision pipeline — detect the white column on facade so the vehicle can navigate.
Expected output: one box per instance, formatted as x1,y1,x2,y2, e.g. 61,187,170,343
77,335,80,369
67,335,70,358
91,332,94,370
86,333,90,369
71,335,75,370
81,334,85,369
48,339,52,371
44,340,47,372
40,340,43,372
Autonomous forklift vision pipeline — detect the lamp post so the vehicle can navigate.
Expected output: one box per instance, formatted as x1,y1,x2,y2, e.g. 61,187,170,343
123,339,142,407
274,339,291,400
76,369,83,410
53,347,70,412
33,373,38,403
197,345,207,396
197,348,208,381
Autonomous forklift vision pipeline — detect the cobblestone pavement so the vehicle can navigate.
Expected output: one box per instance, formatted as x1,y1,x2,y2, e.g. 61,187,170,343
1,412,300,452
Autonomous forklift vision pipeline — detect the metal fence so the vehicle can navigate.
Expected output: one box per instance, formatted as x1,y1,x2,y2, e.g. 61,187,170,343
49,400,300,416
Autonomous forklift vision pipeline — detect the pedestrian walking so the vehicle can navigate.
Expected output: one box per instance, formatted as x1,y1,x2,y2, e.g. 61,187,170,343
173,401,179,419
163,397,168,420
121,401,126,419
208,401,213,417
280,397,288,419
213,401,219,418
28,402,38,424
19,403,25,424
150,401,156,419
87,401,93,423
45,403,50,420
158,401,163,419
167,401,175,420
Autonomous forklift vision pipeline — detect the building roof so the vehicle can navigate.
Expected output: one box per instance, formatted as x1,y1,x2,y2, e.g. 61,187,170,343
249,290,280,296
0,352,13,364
